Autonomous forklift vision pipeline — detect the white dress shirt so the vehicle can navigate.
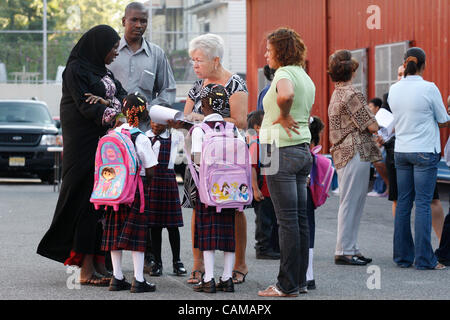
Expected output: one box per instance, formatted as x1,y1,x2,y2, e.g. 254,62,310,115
114,123,158,175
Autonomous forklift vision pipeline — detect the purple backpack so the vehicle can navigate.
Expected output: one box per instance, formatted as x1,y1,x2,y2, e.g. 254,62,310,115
309,145,334,208
90,128,145,213
186,122,253,212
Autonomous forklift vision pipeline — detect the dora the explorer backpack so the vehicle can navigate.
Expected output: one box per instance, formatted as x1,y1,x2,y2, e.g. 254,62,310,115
90,128,145,213
309,145,335,208
185,122,253,212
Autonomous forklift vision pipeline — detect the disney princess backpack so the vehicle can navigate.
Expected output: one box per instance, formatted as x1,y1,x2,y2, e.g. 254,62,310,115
185,122,253,212
90,128,145,213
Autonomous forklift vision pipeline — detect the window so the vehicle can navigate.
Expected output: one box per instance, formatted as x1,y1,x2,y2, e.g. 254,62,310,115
350,48,368,99
375,41,410,98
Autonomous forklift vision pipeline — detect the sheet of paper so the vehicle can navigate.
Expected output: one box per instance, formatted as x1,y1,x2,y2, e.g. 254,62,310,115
149,105,184,124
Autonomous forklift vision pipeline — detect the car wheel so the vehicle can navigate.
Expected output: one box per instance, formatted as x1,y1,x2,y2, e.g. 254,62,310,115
39,172,54,185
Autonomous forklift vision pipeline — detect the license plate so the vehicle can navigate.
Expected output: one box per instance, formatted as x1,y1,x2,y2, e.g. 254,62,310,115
9,157,25,167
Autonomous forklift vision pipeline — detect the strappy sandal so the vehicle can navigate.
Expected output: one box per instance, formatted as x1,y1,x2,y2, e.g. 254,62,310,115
232,270,248,284
258,285,298,297
187,270,204,284
79,272,111,287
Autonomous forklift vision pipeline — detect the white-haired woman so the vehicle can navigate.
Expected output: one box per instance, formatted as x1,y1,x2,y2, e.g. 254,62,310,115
182,33,249,285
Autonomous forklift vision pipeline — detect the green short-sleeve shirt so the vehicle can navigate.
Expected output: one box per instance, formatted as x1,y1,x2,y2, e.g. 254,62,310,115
260,65,315,147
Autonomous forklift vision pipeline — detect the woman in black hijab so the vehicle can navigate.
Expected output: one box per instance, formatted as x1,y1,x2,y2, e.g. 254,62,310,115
37,25,127,285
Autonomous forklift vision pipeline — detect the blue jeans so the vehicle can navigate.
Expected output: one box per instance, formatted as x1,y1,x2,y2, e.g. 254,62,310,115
393,152,440,269
264,143,312,294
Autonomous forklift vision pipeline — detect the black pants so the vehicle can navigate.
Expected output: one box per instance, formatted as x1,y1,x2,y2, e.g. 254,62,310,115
149,227,181,264
306,188,315,249
436,205,450,263
253,197,279,253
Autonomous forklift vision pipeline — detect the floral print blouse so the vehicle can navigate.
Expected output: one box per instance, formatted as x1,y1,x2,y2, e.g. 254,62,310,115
328,82,381,169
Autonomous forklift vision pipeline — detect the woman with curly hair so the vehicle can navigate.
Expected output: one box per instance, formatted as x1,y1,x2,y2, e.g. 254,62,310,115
257,27,315,297
327,50,380,266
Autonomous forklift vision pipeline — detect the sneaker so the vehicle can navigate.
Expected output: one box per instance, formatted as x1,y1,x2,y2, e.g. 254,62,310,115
367,191,381,197
130,278,156,293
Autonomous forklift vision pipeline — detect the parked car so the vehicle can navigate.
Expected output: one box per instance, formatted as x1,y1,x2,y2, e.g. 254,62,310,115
0,100,62,183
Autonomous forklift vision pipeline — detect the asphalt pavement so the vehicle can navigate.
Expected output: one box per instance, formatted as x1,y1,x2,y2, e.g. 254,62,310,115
0,178,449,301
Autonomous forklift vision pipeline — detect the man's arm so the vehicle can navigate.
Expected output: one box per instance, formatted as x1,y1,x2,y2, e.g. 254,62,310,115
151,48,176,106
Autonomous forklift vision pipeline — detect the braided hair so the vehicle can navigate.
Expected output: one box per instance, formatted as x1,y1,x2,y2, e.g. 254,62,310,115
122,92,148,128
200,83,229,115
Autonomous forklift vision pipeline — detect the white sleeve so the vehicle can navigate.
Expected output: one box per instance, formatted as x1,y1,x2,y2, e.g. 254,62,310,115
135,134,158,169
191,127,204,154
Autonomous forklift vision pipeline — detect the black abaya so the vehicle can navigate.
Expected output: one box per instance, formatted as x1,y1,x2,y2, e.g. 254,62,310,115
37,25,127,264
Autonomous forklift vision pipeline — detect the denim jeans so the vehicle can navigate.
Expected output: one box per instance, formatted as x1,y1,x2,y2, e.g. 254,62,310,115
264,143,312,294
394,152,440,269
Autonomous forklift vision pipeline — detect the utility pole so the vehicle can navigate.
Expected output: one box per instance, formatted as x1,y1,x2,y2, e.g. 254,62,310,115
43,0,47,84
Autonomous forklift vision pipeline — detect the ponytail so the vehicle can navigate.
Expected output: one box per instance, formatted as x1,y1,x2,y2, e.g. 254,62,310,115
403,47,426,78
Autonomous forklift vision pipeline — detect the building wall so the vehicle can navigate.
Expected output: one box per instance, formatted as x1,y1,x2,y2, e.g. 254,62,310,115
247,0,449,152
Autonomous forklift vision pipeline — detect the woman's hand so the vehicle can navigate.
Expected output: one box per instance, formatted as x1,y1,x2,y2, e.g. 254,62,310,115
272,114,300,138
253,187,265,202
185,113,205,122
85,93,110,106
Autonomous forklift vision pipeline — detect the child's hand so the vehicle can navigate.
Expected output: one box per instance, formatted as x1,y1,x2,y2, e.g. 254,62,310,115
85,93,110,106
253,187,264,202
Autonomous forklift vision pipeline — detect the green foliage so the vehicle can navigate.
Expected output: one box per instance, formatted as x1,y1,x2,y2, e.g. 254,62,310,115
0,0,129,81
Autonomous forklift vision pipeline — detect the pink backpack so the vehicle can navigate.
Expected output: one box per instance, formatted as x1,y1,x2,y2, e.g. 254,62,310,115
309,145,335,208
186,122,253,212
90,128,145,213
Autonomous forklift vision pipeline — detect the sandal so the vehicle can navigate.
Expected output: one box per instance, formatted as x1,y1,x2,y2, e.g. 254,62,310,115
187,270,204,284
258,285,298,297
434,263,446,270
232,270,248,284
79,272,111,287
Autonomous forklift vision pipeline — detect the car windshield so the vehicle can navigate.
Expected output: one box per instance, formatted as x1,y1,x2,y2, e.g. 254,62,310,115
0,102,53,124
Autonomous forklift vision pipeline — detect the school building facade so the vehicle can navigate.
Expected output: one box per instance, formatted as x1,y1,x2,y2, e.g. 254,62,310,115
246,0,449,153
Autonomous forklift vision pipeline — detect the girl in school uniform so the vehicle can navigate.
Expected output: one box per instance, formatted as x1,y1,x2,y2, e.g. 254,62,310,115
101,92,159,293
190,84,240,294
145,119,186,277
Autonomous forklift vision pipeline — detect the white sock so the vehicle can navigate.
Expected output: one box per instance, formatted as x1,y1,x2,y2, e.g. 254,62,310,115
222,252,235,281
306,248,314,281
203,250,215,282
110,250,124,280
132,251,145,282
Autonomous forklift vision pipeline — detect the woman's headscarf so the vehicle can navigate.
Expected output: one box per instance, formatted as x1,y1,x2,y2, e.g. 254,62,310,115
66,25,120,76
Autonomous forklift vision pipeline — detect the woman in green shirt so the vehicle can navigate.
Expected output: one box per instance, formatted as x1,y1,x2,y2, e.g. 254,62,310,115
257,28,315,297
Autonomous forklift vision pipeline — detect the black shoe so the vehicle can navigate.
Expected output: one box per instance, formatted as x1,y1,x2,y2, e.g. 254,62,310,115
173,261,187,276
150,262,163,277
306,280,316,290
256,250,280,260
130,277,156,293
108,276,132,291
193,278,216,293
216,277,234,292
335,255,367,266
144,259,154,275
299,286,308,294
438,259,450,266
357,255,372,263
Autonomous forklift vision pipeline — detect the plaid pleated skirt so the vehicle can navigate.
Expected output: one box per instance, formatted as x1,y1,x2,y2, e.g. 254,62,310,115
194,191,236,252
101,177,150,252
147,170,183,227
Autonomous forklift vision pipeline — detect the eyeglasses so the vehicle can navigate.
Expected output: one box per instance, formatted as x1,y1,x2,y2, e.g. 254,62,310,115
190,59,206,66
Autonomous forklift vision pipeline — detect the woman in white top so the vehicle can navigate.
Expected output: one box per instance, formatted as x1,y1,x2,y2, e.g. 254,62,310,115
388,47,449,270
